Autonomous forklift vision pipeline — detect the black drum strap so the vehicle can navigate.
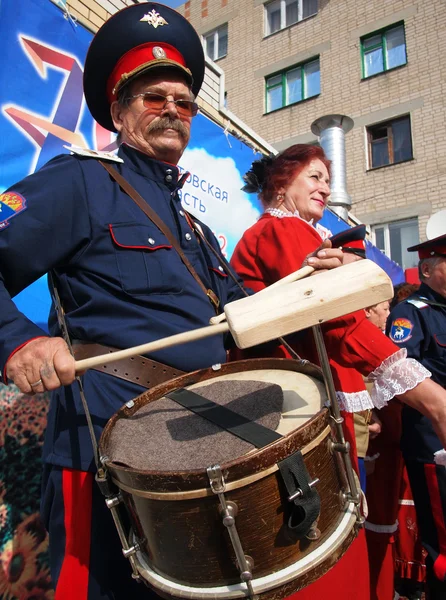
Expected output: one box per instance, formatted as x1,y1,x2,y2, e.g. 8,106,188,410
166,387,282,448
279,451,321,538
168,387,320,538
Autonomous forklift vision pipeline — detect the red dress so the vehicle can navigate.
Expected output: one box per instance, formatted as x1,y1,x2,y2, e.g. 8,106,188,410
230,213,407,600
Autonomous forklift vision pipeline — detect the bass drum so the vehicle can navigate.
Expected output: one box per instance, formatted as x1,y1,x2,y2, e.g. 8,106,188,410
99,358,358,599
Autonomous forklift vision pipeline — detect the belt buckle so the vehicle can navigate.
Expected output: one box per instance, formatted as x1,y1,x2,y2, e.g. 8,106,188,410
207,289,220,313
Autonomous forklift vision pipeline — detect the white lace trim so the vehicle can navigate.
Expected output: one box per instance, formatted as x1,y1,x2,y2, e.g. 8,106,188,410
365,520,399,534
332,390,374,412
434,449,446,467
367,349,432,409
265,207,303,219
264,208,332,240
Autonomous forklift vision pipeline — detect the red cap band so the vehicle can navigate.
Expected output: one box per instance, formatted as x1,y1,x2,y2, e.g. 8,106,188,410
342,239,365,251
418,245,446,259
106,42,190,102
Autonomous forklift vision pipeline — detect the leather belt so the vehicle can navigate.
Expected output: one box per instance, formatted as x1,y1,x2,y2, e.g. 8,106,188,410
72,341,185,388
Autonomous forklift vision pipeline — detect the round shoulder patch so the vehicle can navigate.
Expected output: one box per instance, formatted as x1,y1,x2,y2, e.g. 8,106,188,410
0,191,27,230
390,318,414,343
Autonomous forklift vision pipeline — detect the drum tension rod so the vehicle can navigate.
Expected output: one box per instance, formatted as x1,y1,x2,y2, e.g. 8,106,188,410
207,465,258,600
330,440,351,454
99,456,142,582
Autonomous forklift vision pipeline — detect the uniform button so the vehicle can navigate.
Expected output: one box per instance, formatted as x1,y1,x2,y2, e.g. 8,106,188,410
165,174,173,183
185,233,192,241
148,237,155,245
218,266,224,272
179,210,185,217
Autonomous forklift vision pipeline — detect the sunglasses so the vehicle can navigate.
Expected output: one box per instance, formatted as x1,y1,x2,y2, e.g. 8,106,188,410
125,92,199,117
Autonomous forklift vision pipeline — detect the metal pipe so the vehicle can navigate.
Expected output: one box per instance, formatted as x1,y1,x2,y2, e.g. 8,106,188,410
311,115,354,223
312,325,364,526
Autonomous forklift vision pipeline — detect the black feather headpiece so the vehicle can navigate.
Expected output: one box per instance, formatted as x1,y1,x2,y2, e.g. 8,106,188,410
241,154,275,193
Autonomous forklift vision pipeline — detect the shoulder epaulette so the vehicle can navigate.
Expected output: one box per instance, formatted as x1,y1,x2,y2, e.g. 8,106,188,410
406,298,429,309
63,145,124,163
406,296,446,310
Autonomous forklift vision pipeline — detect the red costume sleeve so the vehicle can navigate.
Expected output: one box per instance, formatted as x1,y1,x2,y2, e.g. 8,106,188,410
231,215,400,377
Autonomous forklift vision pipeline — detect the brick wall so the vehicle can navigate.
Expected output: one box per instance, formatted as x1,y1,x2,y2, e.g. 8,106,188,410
64,0,130,32
178,0,446,240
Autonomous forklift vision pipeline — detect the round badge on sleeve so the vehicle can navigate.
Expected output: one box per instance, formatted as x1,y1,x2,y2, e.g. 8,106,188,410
390,318,414,343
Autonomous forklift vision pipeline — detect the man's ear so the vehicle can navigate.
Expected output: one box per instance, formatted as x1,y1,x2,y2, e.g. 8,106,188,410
364,307,371,318
420,262,431,280
110,101,124,132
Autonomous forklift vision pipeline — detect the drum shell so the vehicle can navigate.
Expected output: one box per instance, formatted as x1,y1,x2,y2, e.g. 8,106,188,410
100,359,355,591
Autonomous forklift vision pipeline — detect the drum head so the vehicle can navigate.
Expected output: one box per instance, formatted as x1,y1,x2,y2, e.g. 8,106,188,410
105,365,327,473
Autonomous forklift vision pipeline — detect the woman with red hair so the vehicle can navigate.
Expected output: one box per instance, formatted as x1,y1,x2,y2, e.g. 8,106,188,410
230,145,446,599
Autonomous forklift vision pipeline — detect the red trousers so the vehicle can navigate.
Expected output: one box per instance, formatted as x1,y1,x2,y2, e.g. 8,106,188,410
288,530,370,600
365,401,425,600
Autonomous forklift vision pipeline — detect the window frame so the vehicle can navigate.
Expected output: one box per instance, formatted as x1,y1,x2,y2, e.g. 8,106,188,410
372,218,419,270
264,0,318,37
203,23,228,62
360,22,407,79
265,57,320,113
366,114,413,170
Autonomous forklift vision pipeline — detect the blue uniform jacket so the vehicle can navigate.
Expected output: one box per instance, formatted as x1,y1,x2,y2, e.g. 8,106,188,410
387,283,446,461
0,144,247,470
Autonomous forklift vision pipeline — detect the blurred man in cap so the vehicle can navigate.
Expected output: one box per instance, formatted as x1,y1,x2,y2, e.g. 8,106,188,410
0,3,344,599
387,233,446,599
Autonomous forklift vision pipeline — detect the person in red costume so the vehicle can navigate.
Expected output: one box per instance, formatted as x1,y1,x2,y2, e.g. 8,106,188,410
230,144,446,599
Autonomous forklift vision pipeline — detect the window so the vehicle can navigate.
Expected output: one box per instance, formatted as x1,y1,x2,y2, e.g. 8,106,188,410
373,219,419,270
203,24,228,61
367,115,413,169
265,0,318,36
265,58,320,112
361,23,407,78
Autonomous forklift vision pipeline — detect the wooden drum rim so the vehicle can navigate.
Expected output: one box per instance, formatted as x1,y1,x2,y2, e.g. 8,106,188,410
111,424,331,501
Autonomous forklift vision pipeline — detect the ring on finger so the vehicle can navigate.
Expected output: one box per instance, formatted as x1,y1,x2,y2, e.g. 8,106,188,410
30,378,43,388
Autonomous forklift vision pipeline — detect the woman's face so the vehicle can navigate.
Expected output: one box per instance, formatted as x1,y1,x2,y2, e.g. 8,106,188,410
281,158,331,222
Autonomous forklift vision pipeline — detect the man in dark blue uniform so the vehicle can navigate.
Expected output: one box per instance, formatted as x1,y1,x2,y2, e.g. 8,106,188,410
0,4,344,599
387,233,446,600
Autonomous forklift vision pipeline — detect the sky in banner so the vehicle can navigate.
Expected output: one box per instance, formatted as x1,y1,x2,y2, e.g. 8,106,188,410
158,0,185,7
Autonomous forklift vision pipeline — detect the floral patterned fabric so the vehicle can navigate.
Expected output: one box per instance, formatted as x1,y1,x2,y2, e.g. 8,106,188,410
0,384,53,599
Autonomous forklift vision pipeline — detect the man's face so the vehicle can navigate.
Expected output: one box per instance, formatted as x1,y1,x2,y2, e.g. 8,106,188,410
422,257,446,298
111,70,193,165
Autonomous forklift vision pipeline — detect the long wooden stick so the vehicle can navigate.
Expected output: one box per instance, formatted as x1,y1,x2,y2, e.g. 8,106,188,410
75,323,229,373
75,260,392,373
209,265,314,325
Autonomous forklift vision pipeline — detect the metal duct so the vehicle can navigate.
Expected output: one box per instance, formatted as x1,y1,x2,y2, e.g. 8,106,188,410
311,114,354,222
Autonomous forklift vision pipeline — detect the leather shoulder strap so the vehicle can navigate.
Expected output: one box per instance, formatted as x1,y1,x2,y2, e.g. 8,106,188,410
99,160,220,312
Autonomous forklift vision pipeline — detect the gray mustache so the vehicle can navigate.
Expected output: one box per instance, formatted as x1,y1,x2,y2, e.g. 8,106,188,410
147,117,189,138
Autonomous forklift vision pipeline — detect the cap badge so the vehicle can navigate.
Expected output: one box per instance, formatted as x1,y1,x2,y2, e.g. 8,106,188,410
153,46,167,59
140,10,168,28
